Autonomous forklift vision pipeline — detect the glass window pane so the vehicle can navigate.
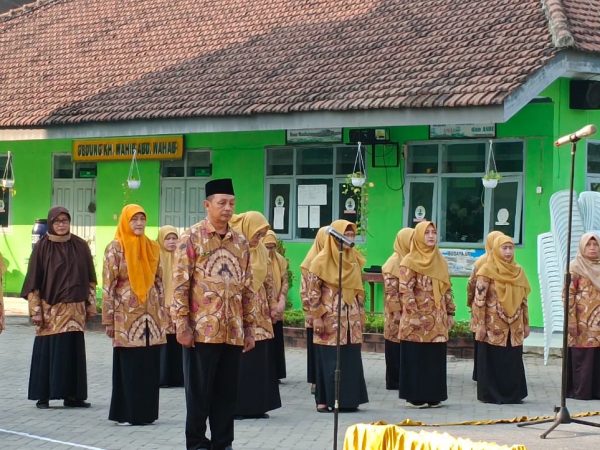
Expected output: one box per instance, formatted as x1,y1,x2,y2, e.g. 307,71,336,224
489,181,520,241
267,148,293,175
53,155,73,179
161,159,184,177
268,183,290,235
336,146,364,175
186,151,211,177
442,143,485,173
407,181,434,226
296,147,333,175
338,182,361,228
591,180,600,192
407,144,438,174
0,186,10,228
75,162,97,178
440,177,484,243
588,143,600,173
494,142,523,172
296,179,332,239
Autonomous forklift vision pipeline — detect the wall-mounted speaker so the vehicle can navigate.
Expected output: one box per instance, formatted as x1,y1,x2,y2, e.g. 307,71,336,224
570,80,600,110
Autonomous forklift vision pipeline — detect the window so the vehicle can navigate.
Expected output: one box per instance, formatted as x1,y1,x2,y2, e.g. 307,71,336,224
161,149,211,178
0,154,12,228
53,154,97,179
404,140,524,245
265,145,365,240
587,141,600,191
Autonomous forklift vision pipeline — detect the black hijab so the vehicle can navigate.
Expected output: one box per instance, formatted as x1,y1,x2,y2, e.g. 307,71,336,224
21,207,97,305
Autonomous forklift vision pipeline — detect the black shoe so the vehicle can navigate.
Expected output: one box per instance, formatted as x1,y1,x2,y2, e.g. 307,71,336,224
64,399,91,408
36,400,49,409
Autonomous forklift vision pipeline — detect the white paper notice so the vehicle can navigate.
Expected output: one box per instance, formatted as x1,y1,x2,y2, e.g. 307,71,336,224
273,206,285,230
298,205,309,228
298,184,327,205
309,205,320,228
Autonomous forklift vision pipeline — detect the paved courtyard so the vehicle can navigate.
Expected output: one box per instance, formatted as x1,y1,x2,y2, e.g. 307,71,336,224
2,299,600,449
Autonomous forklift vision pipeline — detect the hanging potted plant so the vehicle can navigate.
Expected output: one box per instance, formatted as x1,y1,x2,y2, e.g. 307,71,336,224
350,141,366,186
1,151,15,189
127,149,141,189
482,140,501,189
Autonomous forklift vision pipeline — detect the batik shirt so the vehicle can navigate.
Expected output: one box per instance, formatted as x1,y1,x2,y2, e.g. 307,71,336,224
172,219,255,346
307,272,365,346
472,276,528,347
466,267,478,332
397,267,455,343
29,287,96,337
255,268,275,342
383,273,402,342
300,269,313,328
567,274,600,348
102,240,167,348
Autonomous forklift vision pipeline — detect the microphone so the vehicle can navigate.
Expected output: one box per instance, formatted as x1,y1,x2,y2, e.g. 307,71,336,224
325,226,356,248
554,124,597,147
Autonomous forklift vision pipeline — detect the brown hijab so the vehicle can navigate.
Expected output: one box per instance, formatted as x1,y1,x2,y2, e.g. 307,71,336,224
382,228,415,279
300,227,328,272
230,211,270,292
570,232,600,292
263,230,288,295
21,206,97,305
473,230,504,273
157,225,178,307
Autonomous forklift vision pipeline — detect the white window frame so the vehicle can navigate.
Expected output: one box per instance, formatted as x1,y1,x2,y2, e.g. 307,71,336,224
53,152,97,179
586,140,600,190
404,139,525,246
0,153,13,231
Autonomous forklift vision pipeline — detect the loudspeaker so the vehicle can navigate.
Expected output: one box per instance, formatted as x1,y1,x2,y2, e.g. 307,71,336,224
570,80,600,109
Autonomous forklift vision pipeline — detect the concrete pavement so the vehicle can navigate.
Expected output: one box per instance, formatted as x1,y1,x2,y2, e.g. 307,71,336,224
2,299,600,449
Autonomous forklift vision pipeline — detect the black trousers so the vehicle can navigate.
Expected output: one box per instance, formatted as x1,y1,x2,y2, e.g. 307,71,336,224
384,339,401,390
567,347,600,400
183,343,242,450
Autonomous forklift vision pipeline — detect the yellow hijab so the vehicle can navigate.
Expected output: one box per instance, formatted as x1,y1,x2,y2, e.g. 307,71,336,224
263,230,288,295
157,225,178,307
230,211,270,292
309,220,365,305
473,230,504,273
382,228,415,279
400,221,450,307
115,204,160,303
477,234,531,317
300,227,328,271
570,232,600,291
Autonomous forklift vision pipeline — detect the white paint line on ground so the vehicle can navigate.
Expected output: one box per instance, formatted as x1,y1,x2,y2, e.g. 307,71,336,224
0,428,106,450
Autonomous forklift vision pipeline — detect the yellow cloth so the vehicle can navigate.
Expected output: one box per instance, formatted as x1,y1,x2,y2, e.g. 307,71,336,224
263,230,287,295
399,221,450,307
343,423,527,450
473,230,504,273
230,211,270,292
157,225,178,308
115,204,160,303
309,220,365,305
382,228,415,279
300,227,328,271
570,232,600,291
477,235,531,317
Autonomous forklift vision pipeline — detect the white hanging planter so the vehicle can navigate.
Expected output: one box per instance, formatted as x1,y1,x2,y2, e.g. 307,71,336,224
350,141,367,187
1,151,15,189
482,140,501,189
126,150,141,189
351,176,366,187
482,178,498,189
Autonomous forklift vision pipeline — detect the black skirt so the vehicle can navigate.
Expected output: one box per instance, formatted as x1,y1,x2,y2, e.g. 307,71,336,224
272,321,287,380
28,331,88,401
399,341,447,404
472,335,478,381
235,339,281,416
314,343,369,409
567,347,600,400
476,340,527,404
160,334,184,387
384,339,401,390
109,345,161,424
306,328,316,384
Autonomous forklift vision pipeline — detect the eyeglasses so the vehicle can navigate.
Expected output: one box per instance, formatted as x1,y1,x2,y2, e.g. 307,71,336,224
54,219,70,225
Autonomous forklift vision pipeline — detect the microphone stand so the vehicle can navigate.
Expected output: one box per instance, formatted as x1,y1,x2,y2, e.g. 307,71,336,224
518,139,600,437
332,236,345,450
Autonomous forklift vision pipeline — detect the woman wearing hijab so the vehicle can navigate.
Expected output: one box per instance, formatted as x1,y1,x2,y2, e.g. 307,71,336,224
300,226,328,394
102,204,166,425
230,211,281,418
263,230,288,381
21,206,97,409
566,232,600,400
381,227,414,390
472,234,530,404
157,225,183,388
397,221,454,408
308,219,368,413
466,230,504,381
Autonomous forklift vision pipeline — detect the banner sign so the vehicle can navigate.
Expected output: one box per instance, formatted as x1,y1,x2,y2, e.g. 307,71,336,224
72,135,184,161
440,248,484,277
430,124,496,139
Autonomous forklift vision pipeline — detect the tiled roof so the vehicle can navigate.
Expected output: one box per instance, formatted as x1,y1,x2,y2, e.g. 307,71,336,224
0,0,593,127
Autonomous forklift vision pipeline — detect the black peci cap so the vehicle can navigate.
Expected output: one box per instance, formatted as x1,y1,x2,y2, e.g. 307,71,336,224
205,178,235,198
